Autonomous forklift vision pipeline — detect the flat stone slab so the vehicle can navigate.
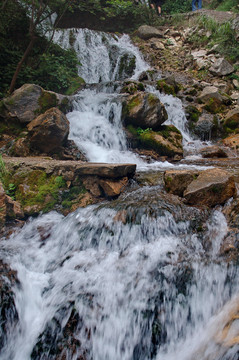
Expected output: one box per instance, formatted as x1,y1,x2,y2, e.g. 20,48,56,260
3,156,136,179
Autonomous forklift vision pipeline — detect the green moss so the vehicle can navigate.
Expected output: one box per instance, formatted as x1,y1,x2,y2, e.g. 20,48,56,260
203,98,225,114
37,91,58,114
166,176,172,183
126,124,138,136
156,80,176,96
61,185,87,210
118,54,136,79
65,76,85,95
185,105,200,123
127,95,141,112
14,170,66,212
147,93,158,106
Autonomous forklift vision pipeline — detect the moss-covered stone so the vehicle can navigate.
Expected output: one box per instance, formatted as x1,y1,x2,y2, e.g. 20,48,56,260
36,91,58,115
8,170,66,214
127,124,183,158
118,54,136,80
65,76,85,95
157,80,176,96
203,97,226,114
121,81,145,95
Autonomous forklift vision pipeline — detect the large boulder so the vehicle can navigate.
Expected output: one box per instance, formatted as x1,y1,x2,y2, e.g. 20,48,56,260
209,58,234,76
198,86,224,103
126,125,183,159
164,168,236,207
136,25,164,40
164,170,199,197
1,84,72,124
122,92,168,131
1,84,43,123
27,107,69,153
184,168,236,207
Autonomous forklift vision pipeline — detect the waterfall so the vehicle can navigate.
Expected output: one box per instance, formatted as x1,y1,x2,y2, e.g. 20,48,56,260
1,27,235,360
53,28,149,83
53,28,207,166
0,188,238,360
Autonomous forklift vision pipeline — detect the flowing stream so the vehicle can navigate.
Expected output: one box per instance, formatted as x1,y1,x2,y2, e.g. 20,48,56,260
0,28,238,360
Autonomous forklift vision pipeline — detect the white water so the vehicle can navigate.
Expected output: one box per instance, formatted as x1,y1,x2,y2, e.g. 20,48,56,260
1,190,239,360
53,28,149,83
53,28,209,169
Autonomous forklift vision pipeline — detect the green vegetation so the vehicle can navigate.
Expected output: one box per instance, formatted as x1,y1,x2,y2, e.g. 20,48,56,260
188,15,239,62
12,170,66,213
0,0,81,98
209,0,239,12
162,0,191,14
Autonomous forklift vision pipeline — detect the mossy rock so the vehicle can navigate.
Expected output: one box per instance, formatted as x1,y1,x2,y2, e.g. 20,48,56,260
36,91,58,115
156,77,180,96
121,81,145,95
118,54,136,80
203,97,226,114
11,170,66,214
65,76,85,95
127,124,183,158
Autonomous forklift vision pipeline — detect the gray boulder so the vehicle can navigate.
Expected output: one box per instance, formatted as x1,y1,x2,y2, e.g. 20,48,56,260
1,84,72,124
136,25,164,40
184,168,236,207
209,58,234,76
122,92,168,130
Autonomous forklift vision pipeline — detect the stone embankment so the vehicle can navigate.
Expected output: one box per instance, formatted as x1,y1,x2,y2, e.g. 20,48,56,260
0,156,136,229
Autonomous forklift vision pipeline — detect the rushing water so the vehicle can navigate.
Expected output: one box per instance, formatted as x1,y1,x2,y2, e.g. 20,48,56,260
1,188,239,360
1,28,238,360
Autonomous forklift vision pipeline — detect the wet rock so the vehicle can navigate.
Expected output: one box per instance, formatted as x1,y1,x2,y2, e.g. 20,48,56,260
121,80,145,95
184,168,236,207
136,25,164,40
0,260,19,351
99,177,128,197
164,169,199,197
126,125,183,159
194,113,214,140
27,107,69,154
199,145,228,158
122,92,168,131
31,305,89,360
209,58,234,76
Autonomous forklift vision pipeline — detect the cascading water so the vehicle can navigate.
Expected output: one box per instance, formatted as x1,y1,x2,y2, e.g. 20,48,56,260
1,27,237,360
1,188,239,360
53,28,207,167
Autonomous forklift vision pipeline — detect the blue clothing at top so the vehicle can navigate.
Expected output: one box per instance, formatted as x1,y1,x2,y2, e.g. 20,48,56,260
192,0,202,11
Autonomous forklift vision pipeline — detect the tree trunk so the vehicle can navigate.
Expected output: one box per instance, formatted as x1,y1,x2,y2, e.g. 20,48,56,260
9,36,36,94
